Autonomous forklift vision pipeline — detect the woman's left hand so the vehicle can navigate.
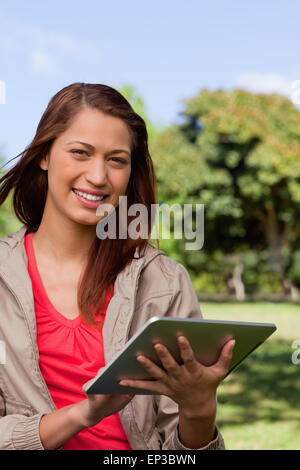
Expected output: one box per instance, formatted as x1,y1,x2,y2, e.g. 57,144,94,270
119,335,235,418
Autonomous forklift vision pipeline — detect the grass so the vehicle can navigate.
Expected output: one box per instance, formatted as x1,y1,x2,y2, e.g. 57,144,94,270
201,302,300,450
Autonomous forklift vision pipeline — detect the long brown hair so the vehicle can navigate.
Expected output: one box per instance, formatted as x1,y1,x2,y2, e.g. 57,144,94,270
0,82,160,328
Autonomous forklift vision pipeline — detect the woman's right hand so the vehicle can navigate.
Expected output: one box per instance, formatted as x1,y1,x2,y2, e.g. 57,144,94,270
75,392,135,428
39,376,134,450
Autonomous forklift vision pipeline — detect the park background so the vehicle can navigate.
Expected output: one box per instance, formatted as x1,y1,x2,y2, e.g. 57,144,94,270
0,0,299,449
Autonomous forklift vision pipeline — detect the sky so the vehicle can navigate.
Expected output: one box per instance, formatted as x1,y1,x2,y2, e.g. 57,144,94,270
0,0,299,164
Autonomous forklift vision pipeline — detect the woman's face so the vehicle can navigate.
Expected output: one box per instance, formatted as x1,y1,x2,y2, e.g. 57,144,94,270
39,107,132,227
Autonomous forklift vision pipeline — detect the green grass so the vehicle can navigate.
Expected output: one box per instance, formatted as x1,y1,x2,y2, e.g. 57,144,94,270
201,302,300,450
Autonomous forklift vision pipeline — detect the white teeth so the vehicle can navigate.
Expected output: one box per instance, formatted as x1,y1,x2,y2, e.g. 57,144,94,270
73,189,105,201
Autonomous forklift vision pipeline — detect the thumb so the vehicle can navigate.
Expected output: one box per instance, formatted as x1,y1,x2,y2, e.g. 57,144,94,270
215,339,235,374
82,366,105,394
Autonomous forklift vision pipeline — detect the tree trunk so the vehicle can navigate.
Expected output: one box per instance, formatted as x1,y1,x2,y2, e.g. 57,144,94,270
283,278,299,300
255,207,290,276
291,284,299,301
265,208,284,275
226,255,246,301
232,261,245,301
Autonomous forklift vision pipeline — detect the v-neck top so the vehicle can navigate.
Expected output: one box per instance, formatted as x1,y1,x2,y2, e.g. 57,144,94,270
24,231,132,450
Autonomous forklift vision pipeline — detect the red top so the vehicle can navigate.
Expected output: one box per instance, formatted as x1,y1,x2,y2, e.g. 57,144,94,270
24,232,132,450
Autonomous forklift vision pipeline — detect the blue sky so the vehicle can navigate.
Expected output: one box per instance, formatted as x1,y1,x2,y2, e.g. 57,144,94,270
0,0,299,164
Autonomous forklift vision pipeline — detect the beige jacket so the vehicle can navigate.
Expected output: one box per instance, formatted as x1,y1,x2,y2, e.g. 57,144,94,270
0,224,225,450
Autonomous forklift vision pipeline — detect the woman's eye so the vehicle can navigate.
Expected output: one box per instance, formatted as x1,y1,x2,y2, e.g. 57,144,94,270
71,149,88,156
110,157,127,164
71,150,127,164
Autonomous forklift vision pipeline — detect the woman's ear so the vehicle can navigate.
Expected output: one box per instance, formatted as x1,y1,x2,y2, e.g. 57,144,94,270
39,153,49,171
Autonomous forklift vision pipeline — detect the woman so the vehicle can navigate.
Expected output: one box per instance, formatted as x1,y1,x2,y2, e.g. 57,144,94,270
0,82,234,450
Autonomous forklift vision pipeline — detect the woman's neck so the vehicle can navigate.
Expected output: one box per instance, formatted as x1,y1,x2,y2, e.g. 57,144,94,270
31,218,96,268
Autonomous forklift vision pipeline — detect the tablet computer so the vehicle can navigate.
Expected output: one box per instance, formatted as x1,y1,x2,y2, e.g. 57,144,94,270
84,316,276,395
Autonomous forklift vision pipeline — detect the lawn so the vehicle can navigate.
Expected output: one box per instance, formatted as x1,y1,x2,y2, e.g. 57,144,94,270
201,302,300,450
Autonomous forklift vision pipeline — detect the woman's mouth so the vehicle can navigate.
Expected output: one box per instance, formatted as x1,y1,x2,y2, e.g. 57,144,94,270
72,188,109,208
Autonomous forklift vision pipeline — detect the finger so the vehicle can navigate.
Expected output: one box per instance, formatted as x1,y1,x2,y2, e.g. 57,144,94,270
135,354,169,383
212,339,235,377
119,378,169,395
177,335,200,374
153,343,182,379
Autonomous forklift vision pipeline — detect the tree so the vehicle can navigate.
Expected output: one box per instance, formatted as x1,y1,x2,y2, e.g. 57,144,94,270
151,89,300,298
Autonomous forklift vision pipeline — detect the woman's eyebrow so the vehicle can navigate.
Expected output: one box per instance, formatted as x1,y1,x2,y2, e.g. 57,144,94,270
66,140,131,156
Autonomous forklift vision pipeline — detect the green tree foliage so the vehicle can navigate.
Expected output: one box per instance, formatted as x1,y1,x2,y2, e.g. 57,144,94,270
151,89,300,297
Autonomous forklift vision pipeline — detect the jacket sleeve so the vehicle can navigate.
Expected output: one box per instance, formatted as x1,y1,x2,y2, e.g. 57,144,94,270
0,391,46,450
154,262,226,450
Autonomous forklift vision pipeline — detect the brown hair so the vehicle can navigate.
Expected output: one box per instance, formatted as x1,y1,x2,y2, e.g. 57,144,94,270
0,82,160,328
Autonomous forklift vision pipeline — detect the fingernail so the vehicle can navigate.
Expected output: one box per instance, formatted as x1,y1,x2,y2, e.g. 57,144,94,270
137,355,145,363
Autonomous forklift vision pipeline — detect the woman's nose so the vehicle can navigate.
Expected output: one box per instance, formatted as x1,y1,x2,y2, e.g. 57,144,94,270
85,159,108,186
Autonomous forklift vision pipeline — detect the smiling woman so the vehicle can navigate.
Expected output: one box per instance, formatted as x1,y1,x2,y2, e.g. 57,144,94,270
0,83,156,328
0,82,230,451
